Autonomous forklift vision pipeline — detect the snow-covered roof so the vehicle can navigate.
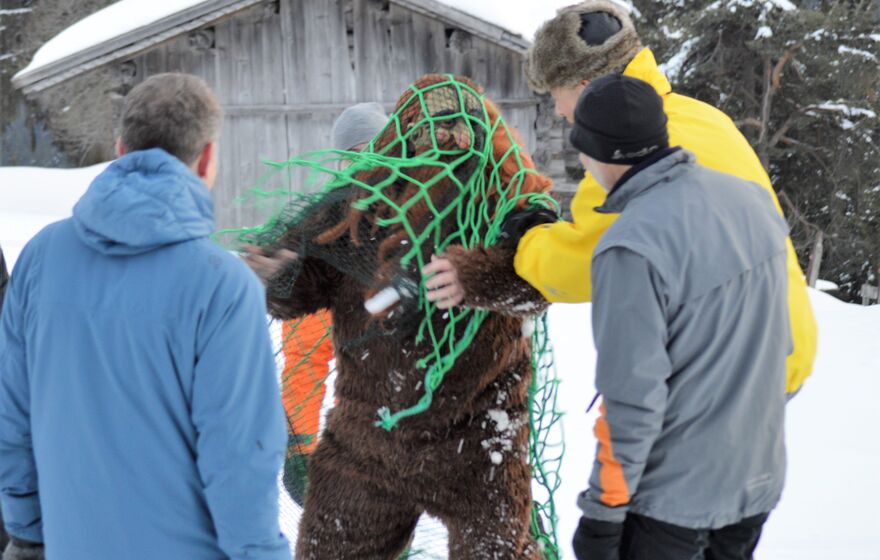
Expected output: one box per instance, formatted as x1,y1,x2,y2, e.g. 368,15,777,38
12,0,530,95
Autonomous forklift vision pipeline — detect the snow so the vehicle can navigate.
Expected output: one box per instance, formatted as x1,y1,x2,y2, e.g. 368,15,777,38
756,25,774,39
805,28,828,41
661,25,684,40
3,165,879,558
659,37,699,83
766,0,796,10
0,164,108,269
710,0,796,13
814,102,877,119
14,0,208,81
549,293,880,560
838,45,878,62
815,279,839,292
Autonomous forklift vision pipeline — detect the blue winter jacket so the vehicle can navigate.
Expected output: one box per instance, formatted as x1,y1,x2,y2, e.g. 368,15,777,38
0,149,290,559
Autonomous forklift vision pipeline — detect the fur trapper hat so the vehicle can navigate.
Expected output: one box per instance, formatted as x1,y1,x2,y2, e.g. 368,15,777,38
525,0,643,93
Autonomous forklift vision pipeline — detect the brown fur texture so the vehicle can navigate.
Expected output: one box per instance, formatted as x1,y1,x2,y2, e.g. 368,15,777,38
268,244,547,559
264,79,553,559
525,0,643,93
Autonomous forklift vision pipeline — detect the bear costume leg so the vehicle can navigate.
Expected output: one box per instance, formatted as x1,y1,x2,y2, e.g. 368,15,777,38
296,441,420,560
441,457,542,560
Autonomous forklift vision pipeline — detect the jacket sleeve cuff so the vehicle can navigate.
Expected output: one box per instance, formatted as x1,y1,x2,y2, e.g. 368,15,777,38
577,490,629,523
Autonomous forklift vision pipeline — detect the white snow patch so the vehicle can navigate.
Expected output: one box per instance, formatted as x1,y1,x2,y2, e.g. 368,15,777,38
550,293,880,560
660,37,699,82
755,25,773,39
661,25,684,40
521,317,536,338
488,409,511,432
0,163,109,269
489,451,504,465
808,102,877,127
716,0,795,13
15,0,210,80
0,8,32,16
838,45,878,61
815,103,876,119
815,279,839,292
805,28,827,41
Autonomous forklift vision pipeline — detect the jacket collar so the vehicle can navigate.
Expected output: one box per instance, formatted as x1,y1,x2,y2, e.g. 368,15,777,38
623,48,673,96
596,149,695,214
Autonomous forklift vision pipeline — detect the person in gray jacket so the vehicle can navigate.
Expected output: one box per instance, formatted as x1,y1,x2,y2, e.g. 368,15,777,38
569,74,791,560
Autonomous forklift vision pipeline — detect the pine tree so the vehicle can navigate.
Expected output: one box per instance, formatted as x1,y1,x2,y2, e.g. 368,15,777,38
633,0,880,300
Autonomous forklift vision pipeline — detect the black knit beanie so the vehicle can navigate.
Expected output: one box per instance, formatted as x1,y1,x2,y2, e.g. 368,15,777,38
569,73,669,165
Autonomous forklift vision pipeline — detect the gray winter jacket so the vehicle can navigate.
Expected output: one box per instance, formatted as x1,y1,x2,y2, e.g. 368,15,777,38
578,149,791,529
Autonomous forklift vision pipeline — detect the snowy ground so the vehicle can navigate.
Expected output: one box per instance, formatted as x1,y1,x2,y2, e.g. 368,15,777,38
549,297,880,560
2,164,879,558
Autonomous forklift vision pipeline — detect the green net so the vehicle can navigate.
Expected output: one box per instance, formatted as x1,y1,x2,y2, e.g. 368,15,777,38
219,74,564,558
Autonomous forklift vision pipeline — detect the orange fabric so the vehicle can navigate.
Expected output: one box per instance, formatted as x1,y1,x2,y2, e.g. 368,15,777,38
594,404,630,507
281,310,333,454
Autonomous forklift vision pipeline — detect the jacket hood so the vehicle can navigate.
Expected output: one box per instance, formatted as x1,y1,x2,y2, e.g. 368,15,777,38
73,149,214,256
624,48,673,97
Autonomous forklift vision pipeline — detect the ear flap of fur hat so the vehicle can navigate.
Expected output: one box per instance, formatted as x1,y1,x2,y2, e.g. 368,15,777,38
525,0,643,93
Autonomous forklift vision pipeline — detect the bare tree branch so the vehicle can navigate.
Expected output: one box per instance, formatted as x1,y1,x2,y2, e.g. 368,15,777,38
771,43,802,95
736,117,764,129
769,113,800,148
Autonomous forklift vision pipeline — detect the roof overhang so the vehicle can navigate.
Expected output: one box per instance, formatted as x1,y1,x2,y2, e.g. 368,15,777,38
12,0,530,95
12,0,266,95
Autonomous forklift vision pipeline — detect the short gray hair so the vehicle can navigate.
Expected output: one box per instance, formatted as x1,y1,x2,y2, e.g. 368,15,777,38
120,73,223,165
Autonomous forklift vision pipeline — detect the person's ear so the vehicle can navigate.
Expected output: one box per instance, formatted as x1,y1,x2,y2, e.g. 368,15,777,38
115,138,126,157
196,142,214,178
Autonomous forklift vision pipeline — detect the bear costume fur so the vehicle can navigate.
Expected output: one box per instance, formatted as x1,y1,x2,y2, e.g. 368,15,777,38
262,75,552,559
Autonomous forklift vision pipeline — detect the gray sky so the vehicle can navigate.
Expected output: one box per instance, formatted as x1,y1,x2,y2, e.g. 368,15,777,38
440,0,633,40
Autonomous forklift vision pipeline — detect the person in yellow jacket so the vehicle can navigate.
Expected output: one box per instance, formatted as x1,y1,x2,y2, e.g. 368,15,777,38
518,0,816,394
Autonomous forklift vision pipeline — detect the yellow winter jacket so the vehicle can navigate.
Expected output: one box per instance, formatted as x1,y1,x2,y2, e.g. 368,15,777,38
515,48,817,393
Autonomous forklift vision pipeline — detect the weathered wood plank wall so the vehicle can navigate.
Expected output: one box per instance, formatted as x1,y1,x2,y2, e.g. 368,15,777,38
99,0,567,230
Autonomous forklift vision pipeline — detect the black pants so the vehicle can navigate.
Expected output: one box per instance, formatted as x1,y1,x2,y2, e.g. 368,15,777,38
620,512,769,560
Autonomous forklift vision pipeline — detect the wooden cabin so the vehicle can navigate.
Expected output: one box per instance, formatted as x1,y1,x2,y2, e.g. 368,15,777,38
13,0,577,230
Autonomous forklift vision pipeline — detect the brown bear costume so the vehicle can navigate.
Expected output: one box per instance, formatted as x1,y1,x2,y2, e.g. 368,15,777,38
262,75,552,559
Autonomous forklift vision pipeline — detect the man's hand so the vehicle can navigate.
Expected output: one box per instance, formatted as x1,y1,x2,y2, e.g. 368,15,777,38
423,254,465,309
241,245,298,287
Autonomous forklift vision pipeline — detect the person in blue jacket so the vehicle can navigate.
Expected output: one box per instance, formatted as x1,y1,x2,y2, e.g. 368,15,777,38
0,74,289,560
0,244,7,553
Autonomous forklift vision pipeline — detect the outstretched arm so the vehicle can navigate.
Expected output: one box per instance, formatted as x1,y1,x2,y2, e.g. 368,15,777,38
423,244,549,317
243,245,341,320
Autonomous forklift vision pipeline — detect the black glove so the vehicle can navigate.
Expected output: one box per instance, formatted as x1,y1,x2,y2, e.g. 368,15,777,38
2,538,44,560
572,516,623,560
496,206,559,249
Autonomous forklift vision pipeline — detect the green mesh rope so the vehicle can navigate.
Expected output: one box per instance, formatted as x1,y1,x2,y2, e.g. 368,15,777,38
218,75,564,556
527,315,564,559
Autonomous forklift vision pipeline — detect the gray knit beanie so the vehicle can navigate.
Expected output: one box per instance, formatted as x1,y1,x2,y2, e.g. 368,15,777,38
525,0,643,93
331,102,389,151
